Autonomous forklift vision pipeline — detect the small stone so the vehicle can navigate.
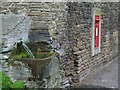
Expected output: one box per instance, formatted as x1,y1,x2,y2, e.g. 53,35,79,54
76,70,80,74
73,47,79,51
2,55,9,60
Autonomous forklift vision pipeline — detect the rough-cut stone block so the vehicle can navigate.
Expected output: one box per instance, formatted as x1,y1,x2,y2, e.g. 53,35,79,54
30,21,48,30
1,14,29,51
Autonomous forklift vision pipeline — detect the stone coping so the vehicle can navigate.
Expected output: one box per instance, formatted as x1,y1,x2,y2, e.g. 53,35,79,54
0,0,119,2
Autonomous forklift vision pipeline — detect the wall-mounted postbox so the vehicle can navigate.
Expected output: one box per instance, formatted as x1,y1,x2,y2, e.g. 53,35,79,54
91,8,101,56
94,15,100,48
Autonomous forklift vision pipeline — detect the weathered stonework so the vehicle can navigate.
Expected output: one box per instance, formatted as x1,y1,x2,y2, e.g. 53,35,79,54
1,2,68,88
0,1,118,88
1,14,29,52
66,2,118,85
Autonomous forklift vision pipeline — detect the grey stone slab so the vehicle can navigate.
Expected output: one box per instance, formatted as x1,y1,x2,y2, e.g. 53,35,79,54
1,14,29,51
0,15,2,50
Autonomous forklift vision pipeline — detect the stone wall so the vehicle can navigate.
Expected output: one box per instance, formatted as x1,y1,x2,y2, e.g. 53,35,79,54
1,2,68,88
65,2,118,85
0,1,118,87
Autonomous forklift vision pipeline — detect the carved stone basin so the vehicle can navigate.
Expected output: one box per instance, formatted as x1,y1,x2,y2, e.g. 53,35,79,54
17,56,53,79
9,41,53,79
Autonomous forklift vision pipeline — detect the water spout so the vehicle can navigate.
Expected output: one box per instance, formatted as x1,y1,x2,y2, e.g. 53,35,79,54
18,41,35,59
22,42,35,59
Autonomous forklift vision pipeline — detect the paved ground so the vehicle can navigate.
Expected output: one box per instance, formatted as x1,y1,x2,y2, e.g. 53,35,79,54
79,58,118,89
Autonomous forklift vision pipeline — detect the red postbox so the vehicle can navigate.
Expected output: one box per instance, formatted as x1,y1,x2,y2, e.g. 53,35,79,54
94,15,100,48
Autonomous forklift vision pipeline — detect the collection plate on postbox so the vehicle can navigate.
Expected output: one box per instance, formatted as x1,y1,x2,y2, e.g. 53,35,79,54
91,8,101,56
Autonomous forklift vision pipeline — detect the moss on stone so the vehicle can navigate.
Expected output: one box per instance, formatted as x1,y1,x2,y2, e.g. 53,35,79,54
9,42,53,60
0,72,24,89
34,52,54,58
10,80,24,89
0,72,12,89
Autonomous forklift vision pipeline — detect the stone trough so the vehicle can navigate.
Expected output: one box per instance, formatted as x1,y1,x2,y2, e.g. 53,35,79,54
9,41,54,81
17,56,52,79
